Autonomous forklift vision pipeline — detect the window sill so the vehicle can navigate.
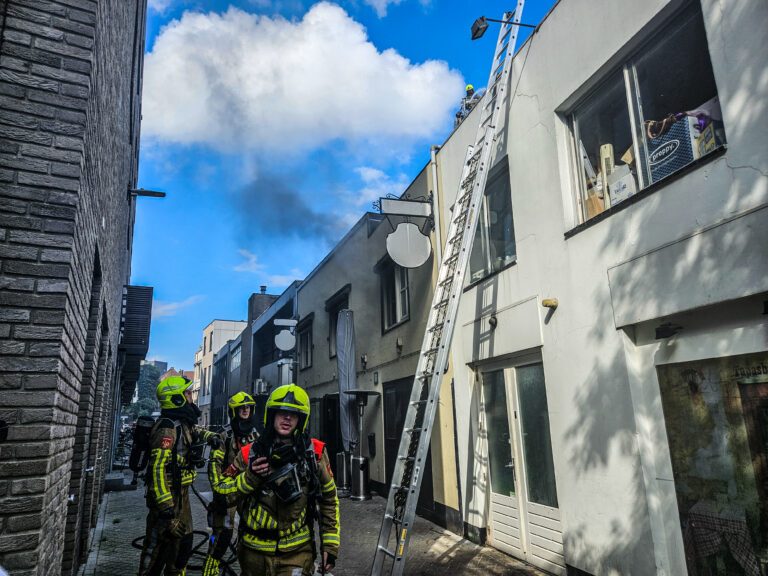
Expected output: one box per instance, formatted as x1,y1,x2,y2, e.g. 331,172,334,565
382,316,410,336
299,364,312,372
463,258,518,293
564,146,727,239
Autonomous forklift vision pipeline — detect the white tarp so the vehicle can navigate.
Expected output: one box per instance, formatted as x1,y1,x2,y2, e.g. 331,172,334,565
336,309,357,452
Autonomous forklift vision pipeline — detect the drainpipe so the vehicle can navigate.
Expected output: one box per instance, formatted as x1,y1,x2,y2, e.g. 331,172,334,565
429,145,443,267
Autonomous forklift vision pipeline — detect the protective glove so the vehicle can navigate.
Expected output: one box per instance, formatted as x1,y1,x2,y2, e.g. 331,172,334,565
167,517,187,538
207,435,224,450
210,448,225,462
157,507,186,538
322,551,337,572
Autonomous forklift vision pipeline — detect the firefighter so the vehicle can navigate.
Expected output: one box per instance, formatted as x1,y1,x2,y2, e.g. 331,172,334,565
210,383,340,576
138,376,219,576
203,391,259,576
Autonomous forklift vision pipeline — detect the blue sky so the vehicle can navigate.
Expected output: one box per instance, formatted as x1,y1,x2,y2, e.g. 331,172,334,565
131,0,555,370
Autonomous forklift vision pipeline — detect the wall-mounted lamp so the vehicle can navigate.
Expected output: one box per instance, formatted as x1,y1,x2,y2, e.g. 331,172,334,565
396,337,403,352
488,315,498,330
373,371,379,385
360,354,368,370
542,298,559,309
128,187,166,198
471,15,537,41
655,322,682,340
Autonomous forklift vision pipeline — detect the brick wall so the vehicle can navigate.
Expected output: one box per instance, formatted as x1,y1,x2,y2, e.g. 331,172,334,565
0,0,147,574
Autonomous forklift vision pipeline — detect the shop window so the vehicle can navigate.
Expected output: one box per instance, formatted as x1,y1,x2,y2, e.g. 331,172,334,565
657,352,768,575
571,4,726,223
380,260,410,331
298,324,313,370
468,159,516,283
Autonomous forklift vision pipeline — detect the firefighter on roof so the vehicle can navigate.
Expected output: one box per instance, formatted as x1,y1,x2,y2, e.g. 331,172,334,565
138,376,219,576
210,383,340,576
203,391,259,576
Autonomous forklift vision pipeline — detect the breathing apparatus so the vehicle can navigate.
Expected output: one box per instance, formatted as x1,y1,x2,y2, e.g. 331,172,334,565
249,384,314,503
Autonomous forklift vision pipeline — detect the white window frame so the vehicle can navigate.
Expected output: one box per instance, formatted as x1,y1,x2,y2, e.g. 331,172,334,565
382,262,410,331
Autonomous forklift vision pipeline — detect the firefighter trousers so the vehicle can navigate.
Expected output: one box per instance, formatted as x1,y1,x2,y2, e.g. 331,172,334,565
238,542,315,576
138,487,193,576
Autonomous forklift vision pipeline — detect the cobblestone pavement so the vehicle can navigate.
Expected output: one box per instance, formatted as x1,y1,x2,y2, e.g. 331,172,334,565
80,470,546,576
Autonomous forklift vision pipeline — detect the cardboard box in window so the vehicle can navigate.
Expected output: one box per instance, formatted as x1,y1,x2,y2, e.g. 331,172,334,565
647,116,700,183
607,164,637,205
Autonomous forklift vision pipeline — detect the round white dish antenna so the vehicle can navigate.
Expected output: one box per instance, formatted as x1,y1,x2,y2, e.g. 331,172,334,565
275,329,296,351
386,222,432,268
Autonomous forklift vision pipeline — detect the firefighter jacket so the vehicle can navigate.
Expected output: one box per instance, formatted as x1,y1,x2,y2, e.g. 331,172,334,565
210,436,340,557
145,418,216,513
207,430,255,511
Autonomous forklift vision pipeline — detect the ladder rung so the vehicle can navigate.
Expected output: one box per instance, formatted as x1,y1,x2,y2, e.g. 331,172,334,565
433,298,450,310
377,545,396,559
410,399,427,406
398,456,415,462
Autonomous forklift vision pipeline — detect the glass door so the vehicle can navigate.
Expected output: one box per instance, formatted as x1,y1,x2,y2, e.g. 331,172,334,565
481,363,565,574
511,364,565,574
481,368,524,558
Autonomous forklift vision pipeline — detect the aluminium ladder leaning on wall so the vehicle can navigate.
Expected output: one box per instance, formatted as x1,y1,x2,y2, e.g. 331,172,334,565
369,4,528,576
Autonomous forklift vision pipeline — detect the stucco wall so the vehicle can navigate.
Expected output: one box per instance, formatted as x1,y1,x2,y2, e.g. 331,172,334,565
439,0,768,573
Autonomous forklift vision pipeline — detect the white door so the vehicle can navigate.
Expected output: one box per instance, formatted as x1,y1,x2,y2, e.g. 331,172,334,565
481,363,566,575
481,368,525,557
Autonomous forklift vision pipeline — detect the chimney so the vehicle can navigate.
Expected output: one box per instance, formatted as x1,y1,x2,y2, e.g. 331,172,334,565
260,285,267,294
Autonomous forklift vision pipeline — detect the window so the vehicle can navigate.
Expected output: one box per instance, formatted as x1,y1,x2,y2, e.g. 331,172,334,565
209,332,213,352
325,285,350,359
380,261,410,330
469,160,516,283
328,303,345,359
203,335,207,353
571,4,725,223
657,352,768,573
298,324,313,370
231,345,241,372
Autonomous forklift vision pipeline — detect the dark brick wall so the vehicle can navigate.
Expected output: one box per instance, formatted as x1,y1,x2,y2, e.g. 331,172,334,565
0,0,147,574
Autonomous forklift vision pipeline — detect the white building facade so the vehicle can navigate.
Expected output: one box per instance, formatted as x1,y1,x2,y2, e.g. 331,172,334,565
435,0,768,574
197,319,246,427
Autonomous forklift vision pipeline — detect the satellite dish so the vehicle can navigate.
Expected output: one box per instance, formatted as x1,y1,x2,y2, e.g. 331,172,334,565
275,329,296,352
386,222,432,268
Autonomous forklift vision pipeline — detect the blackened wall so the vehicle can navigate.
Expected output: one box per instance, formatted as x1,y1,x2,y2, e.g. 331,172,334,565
0,0,147,574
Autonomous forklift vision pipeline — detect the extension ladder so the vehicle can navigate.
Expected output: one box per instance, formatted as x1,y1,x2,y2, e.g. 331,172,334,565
370,4,527,575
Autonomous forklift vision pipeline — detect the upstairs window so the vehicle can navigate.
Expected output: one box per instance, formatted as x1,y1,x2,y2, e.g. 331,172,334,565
231,345,241,372
380,260,410,331
469,159,516,284
325,285,350,359
571,3,725,223
298,321,313,370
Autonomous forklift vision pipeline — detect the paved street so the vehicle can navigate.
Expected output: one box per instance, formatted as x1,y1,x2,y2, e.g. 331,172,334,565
79,470,546,576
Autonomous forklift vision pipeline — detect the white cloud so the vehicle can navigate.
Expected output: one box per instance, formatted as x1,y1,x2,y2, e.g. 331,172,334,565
152,295,204,317
142,3,464,152
233,249,265,273
267,268,304,287
148,0,173,13
234,250,303,287
354,166,409,208
363,0,403,17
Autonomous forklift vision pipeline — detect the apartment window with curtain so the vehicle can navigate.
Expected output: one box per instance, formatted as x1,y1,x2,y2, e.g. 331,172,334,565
298,321,313,370
468,159,516,284
571,3,725,223
380,260,410,331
